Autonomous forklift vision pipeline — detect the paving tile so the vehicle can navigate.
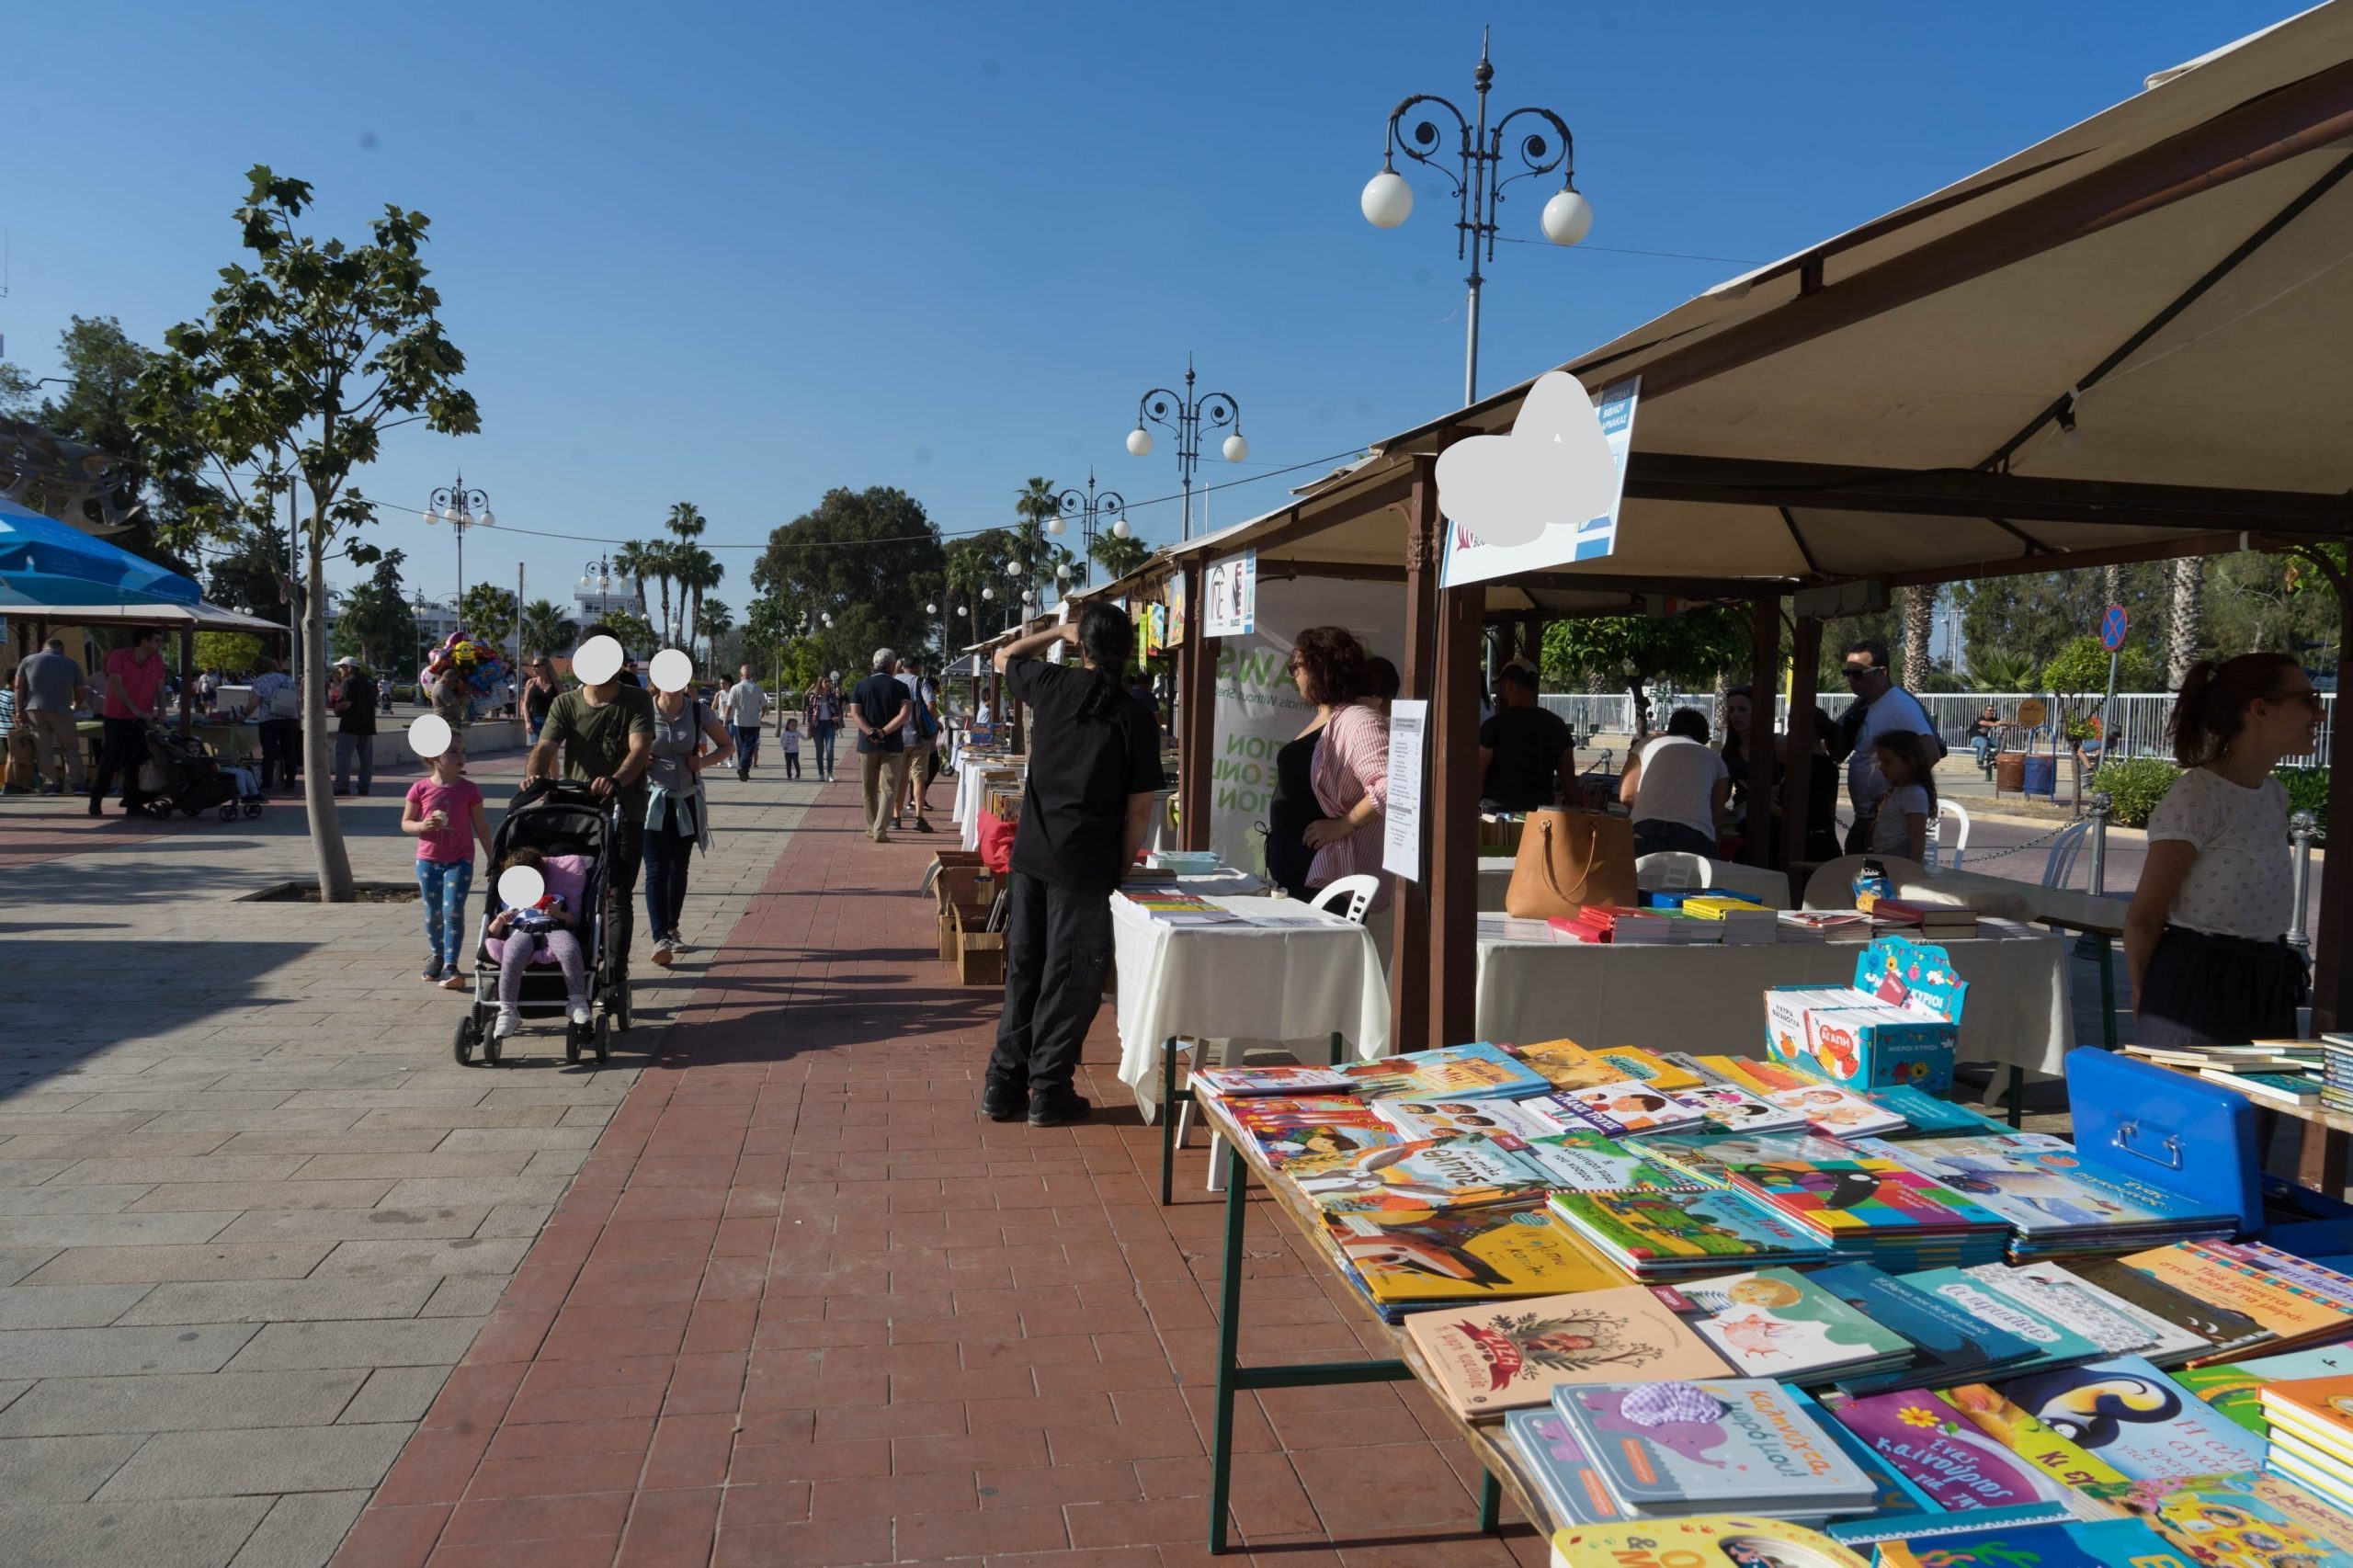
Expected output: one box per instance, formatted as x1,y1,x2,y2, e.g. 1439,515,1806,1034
117,1276,442,1326
210,1206,490,1244
222,1317,483,1372
125,1179,398,1213
0,1283,153,1330
340,1365,455,1426
0,1369,368,1436
20,1240,335,1285
0,1212,241,1249
0,1184,156,1216
48,1155,311,1186
0,1322,260,1379
310,1237,531,1278
227,1489,372,1568
97,1421,414,1499
0,1496,273,1568
0,1432,149,1502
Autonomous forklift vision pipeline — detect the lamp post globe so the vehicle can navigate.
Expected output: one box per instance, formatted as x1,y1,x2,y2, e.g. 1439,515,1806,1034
1540,187,1593,246
926,602,938,615
982,585,995,601
1360,167,1415,228
1046,517,1064,536
1111,517,1131,540
1222,433,1249,463
1125,426,1154,458
477,508,496,528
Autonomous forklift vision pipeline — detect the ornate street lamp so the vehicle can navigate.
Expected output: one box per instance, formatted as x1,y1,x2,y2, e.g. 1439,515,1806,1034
424,473,494,619
1054,471,1128,588
1128,355,1244,543
1362,28,1589,404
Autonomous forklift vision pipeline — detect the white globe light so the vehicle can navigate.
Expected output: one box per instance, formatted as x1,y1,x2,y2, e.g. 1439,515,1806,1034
477,508,496,528
1222,433,1249,463
424,507,442,527
1046,517,1064,535
959,606,970,618
1540,188,1594,246
926,602,938,614
982,585,995,600
1056,563,1071,580
1112,517,1131,540
1361,168,1415,229
1126,426,1154,458
1006,561,1023,576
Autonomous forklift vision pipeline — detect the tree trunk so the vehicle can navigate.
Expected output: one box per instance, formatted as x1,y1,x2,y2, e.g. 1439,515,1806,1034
2168,555,2206,687
303,513,357,901
1901,586,1935,686
2102,563,2122,608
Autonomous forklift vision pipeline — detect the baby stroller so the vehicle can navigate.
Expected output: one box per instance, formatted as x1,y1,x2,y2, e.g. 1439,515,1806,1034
137,724,265,822
452,778,632,1067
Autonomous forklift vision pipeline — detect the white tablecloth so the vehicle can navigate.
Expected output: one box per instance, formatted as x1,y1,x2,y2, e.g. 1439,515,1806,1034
1477,855,1791,913
1802,855,2131,935
1471,928,2075,1076
1113,894,1391,1118
953,756,1020,850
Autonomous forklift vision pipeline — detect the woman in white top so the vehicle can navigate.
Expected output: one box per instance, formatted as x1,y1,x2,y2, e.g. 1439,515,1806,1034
2125,653,2322,1047
1620,709,1728,858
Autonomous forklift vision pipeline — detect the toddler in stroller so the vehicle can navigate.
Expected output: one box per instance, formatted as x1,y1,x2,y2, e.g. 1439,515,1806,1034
483,846,589,1039
138,724,266,822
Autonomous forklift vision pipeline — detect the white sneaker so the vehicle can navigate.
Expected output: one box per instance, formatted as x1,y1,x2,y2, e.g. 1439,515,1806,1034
568,1000,593,1027
670,937,698,954
492,1008,518,1040
653,938,676,968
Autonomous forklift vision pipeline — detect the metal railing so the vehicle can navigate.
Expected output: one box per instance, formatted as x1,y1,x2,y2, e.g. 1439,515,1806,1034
1540,687,2336,768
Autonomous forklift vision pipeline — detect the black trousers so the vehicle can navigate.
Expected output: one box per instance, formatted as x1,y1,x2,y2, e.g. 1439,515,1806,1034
257,718,300,789
989,871,1112,1097
89,717,146,806
605,812,645,982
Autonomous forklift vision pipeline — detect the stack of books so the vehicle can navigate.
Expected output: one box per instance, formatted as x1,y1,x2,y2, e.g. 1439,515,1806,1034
1526,1082,1710,1139
1727,1153,2013,1271
1340,1041,1554,1100
1321,1202,1631,1321
2123,1243,2353,1358
1546,1187,1832,1279
2172,1345,2353,1436
1673,1267,1915,1387
2258,1384,2353,1516
1682,895,1779,946
1191,1064,1355,1096
1864,1132,2238,1260
1803,1261,2043,1396
1870,899,1982,938
1290,1135,1545,1217
1547,1378,1880,1521
2325,1033,2353,1114
1776,909,1881,943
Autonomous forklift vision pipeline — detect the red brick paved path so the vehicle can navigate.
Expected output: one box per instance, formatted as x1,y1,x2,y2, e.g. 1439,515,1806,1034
335,787,1541,1567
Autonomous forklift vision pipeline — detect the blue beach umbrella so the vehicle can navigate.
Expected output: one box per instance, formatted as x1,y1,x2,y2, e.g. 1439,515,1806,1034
0,502,200,609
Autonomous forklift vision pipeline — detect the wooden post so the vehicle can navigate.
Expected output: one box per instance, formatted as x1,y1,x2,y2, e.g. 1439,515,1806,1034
1744,598,1779,867
1177,556,1217,853
2310,576,2353,1032
1780,617,1824,885
177,627,195,730
1428,581,1483,1049
1389,462,1441,1053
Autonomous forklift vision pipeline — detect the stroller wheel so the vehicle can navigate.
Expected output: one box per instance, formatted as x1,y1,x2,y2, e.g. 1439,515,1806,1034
481,1015,503,1067
614,982,632,1033
594,1014,611,1065
219,801,238,822
451,1017,475,1066
242,800,263,819
180,801,202,818
564,1024,582,1065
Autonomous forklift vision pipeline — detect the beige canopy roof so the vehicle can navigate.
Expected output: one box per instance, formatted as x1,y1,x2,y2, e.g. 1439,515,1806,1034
1138,6,2353,603
12,599,286,632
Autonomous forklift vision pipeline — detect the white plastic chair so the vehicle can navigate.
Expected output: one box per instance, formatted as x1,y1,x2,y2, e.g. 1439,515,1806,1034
1924,799,1972,869
2041,818,2091,890
1309,873,1381,925
1633,850,1711,891
1183,874,1380,1192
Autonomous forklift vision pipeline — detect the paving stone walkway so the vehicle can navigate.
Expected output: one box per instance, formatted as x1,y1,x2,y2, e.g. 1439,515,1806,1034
331,784,1550,1568
0,753,816,1568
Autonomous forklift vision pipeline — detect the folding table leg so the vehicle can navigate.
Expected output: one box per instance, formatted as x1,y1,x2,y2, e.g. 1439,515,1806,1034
1160,1038,1180,1208
1478,1469,1502,1532
2006,1066,2025,1130
2097,939,2119,1051
1329,1030,1343,1067
1209,1139,1248,1555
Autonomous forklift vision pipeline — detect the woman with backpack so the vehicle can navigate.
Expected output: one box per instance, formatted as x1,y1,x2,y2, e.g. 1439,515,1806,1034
642,679,734,967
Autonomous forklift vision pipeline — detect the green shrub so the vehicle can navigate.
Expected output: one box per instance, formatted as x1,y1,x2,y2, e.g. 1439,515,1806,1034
2090,757,2179,828
2280,767,2330,834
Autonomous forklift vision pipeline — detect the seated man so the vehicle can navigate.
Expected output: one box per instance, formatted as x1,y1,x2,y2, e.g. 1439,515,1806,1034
1966,704,2003,769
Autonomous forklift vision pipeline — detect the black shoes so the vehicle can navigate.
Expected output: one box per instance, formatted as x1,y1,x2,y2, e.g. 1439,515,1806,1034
1028,1088,1091,1128
981,1078,1027,1122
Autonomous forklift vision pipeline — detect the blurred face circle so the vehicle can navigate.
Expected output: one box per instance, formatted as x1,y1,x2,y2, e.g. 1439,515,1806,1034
649,649,694,694
573,636,624,686
408,714,453,760
496,864,544,910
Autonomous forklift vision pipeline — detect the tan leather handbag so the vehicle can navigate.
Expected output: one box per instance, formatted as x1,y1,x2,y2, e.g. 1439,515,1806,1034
1504,807,1639,920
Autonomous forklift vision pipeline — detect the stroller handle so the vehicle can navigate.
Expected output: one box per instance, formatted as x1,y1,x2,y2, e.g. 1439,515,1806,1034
511,776,625,824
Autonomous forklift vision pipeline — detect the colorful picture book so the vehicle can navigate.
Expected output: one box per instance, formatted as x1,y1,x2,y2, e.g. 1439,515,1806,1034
1324,1202,1627,1309
1340,1042,1553,1101
1369,1096,1557,1142
1806,1262,2040,1397
1984,1357,2265,1481
1899,1268,2107,1376
1192,1064,1354,1096
1403,1284,1727,1418
1730,1157,2011,1270
1960,1263,2210,1365
1870,1517,2181,1568
2121,1243,2353,1357
1631,1131,1864,1189
1554,1081,1710,1137
1675,1268,1914,1384
1291,1136,1543,1216
1252,1123,1403,1171
2173,1346,2353,1437
1508,1131,1712,1195
1502,1407,1625,1526
1547,1187,1833,1278
1549,1378,1879,1518
1762,1084,1911,1140
1675,1082,1812,1135
1549,1517,1869,1568
1865,1136,2235,1258
2063,1258,2272,1364
1827,1388,2076,1511
2081,1471,2353,1568
2258,1372,2353,1511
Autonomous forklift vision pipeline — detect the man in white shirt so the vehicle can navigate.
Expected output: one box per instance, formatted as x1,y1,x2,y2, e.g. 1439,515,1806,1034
722,664,768,782
896,658,939,833
1830,638,1938,853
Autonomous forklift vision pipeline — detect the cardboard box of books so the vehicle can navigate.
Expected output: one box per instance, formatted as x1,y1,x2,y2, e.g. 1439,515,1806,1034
951,898,1005,985
1764,936,1964,1092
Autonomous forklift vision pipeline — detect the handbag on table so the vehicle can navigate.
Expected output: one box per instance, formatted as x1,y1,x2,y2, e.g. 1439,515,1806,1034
1504,807,1638,920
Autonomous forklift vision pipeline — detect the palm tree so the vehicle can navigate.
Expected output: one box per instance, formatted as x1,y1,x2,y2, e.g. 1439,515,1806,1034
625,539,680,646
697,598,733,666
611,540,657,628
665,503,705,642
2168,556,2206,686
675,546,724,663
519,599,578,657
1900,585,1936,686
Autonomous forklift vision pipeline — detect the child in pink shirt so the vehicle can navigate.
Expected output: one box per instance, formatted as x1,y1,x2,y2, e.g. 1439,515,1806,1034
401,734,494,987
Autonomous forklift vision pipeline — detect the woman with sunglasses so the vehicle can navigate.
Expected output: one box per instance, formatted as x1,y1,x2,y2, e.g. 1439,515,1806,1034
2125,652,2324,1047
520,658,560,745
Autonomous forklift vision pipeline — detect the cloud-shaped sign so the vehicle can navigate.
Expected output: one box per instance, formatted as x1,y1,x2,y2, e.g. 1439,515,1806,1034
1434,370,1618,550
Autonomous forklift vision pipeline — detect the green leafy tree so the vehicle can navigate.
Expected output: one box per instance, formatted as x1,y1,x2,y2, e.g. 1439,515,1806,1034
140,165,479,901
459,583,517,647
1964,648,2042,692
751,486,947,679
193,631,262,673
2043,633,2159,697
333,547,417,676
596,608,656,659
205,523,294,647
1543,608,1752,729
610,539,657,623
517,598,577,657
1089,529,1152,583
1955,564,2168,673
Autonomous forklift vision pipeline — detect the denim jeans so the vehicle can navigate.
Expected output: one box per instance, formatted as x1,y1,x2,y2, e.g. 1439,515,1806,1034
812,722,837,778
415,858,474,968
641,814,696,941
729,724,760,777
335,732,374,793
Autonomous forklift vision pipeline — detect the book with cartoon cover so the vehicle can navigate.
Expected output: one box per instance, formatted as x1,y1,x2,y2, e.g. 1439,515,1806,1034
1339,1041,1553,1101
1732,1158,2009,1237
1549,1379,1878,1517
2174,1345,2353,1437
1871,1517,2185,1568
1900,1268,2108,1376
1502,1406,1624,1525
1547,1188,1833,1277
2121,1243,2353,1353
1252,1123,1403,1171
1404,1284,1728,1418
1826,1388,2076,1511
1631,1132,1862,1188
2079,1471,2353,1568
1224,1096,1384,1133
1809,1261,2039,1397
1986,1356,2266,1481
1865,1136,2232,1241
1587,1047,1705,1092
1781,1383,1942,1528
1550,1516,1870,1568
1370,1096,1557,1142
1324,1202,1627,1307
1555,1080,1709,1137
1860,1085,2013,1138
1507,1039,1628,1091
1513,1131,1711,1194
1762,1084,1910,1140
1961,1263,2208,1365
1290,1135,1543,1215
1675,1267,1913,1382
1192,1063,1355,1096
2066,1259,2272,1363
1935,1381,2129,1491
1676,1082,1811,1134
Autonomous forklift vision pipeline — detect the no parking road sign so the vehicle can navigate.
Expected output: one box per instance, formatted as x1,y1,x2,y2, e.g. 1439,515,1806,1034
2100,605,2128,652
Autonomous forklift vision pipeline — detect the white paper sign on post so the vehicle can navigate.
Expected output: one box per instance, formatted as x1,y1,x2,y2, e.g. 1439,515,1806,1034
1202,550,1256,638
1438,374,1641,589
1381,699,1428,882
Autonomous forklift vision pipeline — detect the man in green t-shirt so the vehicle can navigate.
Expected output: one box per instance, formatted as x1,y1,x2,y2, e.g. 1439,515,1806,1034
526,625,656,979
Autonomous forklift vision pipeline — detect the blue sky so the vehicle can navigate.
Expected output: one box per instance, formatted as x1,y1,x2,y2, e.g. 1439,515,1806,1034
1,0,2295,619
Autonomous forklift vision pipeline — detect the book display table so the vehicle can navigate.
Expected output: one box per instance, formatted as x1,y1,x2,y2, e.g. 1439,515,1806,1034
1109,892,1391,1203
1472,926,2074,1080
1479,855,1791,913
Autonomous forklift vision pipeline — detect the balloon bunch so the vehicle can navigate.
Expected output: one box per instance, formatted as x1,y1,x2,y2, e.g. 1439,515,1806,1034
423,631,510,698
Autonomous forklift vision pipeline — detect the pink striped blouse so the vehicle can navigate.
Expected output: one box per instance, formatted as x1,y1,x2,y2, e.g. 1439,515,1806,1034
1308,699,1391,908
